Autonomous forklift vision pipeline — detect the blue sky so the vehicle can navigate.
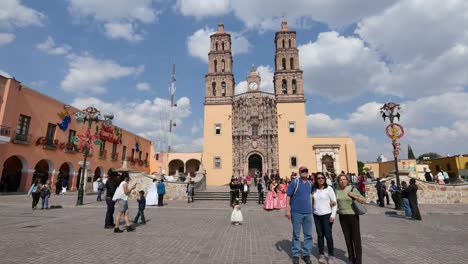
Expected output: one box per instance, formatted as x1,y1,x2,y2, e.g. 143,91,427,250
1,0,467,161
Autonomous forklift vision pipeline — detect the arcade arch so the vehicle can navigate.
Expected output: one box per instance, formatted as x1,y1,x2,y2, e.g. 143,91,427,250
1,155,27,192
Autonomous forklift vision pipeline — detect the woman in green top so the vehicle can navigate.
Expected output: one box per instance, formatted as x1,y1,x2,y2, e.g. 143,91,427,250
335,174,365,264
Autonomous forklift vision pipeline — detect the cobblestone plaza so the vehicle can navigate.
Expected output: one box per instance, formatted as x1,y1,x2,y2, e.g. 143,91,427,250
0,195,467,264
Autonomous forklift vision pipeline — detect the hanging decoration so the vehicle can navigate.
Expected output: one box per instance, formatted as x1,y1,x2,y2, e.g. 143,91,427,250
74,111,85,123
57,110,72,131
98,123,122,144
73,128,102,151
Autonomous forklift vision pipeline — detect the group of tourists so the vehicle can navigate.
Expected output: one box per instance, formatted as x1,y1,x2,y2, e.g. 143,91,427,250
27,178,51,209
423,168,450,185
103,173,166,233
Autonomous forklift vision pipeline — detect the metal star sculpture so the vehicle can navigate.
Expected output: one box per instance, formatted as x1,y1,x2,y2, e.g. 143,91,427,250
72,128,102,151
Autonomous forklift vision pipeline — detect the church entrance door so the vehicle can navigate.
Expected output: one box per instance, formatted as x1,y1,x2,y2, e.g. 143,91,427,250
248,154,262,176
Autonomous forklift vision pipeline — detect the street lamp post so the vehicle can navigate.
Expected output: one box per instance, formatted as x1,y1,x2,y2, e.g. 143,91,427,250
74,107,113,206
381,102,404,210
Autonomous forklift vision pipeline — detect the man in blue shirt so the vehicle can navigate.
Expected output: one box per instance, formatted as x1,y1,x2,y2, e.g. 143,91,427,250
286,166,313,264
157,179,166,207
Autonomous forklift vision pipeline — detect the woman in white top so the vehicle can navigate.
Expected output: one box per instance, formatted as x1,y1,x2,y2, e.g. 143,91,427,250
312,172,337,264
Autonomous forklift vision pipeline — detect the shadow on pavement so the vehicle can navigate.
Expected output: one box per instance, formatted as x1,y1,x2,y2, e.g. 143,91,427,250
275,239,349,262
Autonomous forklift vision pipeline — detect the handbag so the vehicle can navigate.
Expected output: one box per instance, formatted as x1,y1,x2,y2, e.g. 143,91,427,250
350,186,367,215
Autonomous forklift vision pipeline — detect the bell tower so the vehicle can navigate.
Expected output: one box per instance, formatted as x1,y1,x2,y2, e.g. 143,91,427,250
205,23,235,105
274,20,308,178
273,19,305,103
203,23,234,185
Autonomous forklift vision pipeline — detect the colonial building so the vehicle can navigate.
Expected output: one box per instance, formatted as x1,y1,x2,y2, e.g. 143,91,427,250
0,76,160,193
169,21,358,186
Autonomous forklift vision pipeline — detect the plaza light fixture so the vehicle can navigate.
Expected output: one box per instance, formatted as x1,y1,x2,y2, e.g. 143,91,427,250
380,102,404,210
74,106,114,206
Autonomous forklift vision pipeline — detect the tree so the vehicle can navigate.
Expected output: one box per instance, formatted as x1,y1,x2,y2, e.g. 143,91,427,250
408,145,416,159
357,161,365,175
417,152,442,161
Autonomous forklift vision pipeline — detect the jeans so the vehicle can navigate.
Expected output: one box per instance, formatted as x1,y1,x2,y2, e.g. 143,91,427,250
291,212,313,257
134,209,146,223
402,198,412,217
97,189,103,201
41,195,49,209
105,198,115,227
32,193,40,208
313,213,334,256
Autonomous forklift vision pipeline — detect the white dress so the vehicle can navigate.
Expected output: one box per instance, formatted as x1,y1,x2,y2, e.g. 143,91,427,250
230,206,243,223
146,182,158,206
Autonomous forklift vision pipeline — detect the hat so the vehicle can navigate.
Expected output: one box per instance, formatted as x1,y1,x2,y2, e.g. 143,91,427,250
299,166,308,172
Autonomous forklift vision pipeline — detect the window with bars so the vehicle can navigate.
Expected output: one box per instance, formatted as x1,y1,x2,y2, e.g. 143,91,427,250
215,124,221,135
289,122,296,133
214,157,221,168
68,130,76,144
290,156,297,167
16,114,30,136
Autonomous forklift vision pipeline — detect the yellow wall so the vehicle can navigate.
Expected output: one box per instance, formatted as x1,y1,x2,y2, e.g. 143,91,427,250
308,137,358,174
426,156,468,178
276,102,308,177
202,104,233,185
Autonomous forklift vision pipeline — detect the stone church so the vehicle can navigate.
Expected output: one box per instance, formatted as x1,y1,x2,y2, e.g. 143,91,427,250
168,21,357,186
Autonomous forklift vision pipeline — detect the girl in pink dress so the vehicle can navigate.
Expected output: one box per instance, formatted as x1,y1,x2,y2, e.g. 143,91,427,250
275,180,287,209
263,180,277,210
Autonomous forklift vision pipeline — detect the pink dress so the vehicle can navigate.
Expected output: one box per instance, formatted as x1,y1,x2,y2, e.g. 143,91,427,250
275,184,287,209
263,184,277,210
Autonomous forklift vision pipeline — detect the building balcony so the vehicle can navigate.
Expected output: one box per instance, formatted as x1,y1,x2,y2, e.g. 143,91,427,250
13,132,32,144
43,138,58,150
0,125,11,144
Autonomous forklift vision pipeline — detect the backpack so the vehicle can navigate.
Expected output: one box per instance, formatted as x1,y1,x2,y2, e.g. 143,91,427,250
292,178,312,197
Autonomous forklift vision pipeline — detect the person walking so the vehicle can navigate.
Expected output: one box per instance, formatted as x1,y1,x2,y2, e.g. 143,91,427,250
401,181,412,218
157,179,166,207
96,178,104,201
406,178,422,220
257,179,264,204
112,174,136,233
336,174,365,264
133,190,146,224
104,174,117,229
241,181,249,204
27,179,41,210
285,166,313,264
39,180,51,209
312,172,337,264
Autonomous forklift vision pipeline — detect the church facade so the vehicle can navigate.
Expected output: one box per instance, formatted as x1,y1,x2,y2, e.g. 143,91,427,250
167,21,357,186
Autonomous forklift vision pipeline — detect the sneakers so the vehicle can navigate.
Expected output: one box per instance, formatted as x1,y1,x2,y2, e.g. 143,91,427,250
292,256,300,264
302,256,312,264
114,227,123,233
318,255,327,264
327,256,334,264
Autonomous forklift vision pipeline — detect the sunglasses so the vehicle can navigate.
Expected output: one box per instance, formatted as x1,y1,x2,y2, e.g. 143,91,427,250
317,177,325,180
300,170,308,173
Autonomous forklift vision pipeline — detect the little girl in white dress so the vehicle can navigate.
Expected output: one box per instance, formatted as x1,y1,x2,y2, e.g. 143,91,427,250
230,200,243,225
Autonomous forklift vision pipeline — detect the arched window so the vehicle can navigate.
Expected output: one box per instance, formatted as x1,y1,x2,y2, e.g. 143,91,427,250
214,60,217,73
290,58,294,69
292,79,297,94
221,82,226,96
289,39,292,48
282,58,286,70
222,42,225,50
282,79,287,94
282,39,285,48
221,59,225,72
215,42,218,51
212,82,216,96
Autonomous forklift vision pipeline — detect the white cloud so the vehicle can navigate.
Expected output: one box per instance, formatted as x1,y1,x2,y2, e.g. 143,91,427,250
187,27,251,62
0,69,11,78
104,22,143,42
299,31,387,101
307,92,468,161
61,54,144,95
136,82,151,91
235,65,274,94
37,36,72,55
68,0,160,42
71,95,196,151
0,0,44,29
0,33,15,45
175,0,230,19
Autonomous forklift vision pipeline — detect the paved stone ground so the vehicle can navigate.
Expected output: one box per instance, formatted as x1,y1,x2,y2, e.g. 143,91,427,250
0,194,467,264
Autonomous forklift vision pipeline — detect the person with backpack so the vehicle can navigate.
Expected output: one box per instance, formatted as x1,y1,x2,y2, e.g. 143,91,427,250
285,166,313,264
27,179,42,210
39,180,51,209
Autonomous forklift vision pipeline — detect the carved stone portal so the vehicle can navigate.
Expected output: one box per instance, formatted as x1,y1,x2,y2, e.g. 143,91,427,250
232,92,279,176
